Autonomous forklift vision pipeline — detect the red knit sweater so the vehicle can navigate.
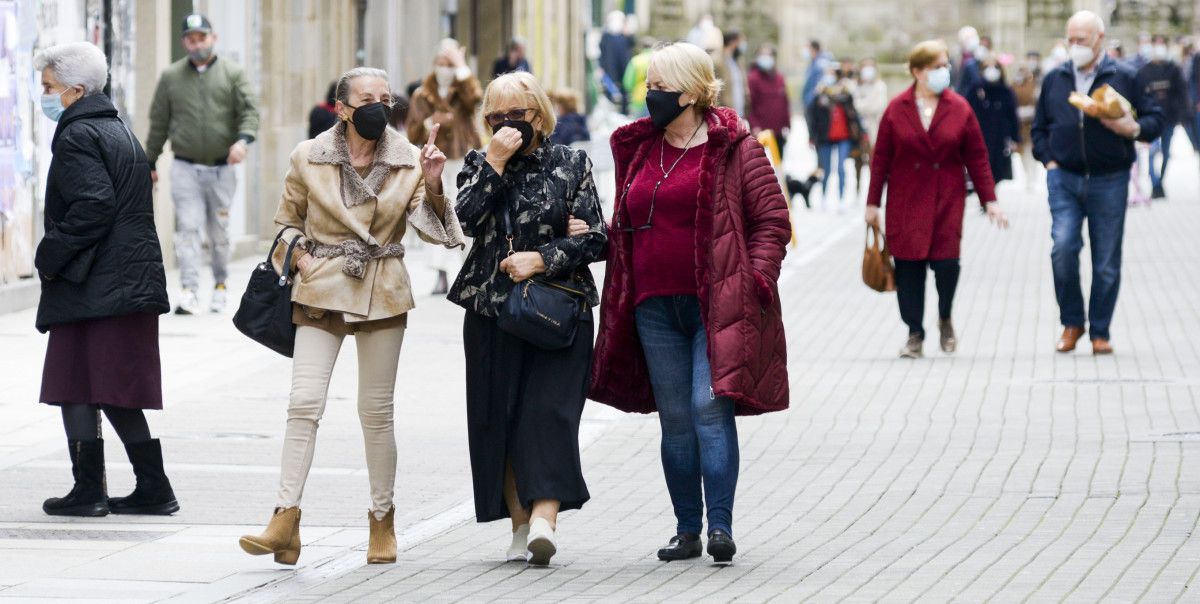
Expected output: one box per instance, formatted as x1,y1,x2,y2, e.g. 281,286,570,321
626,138,707,306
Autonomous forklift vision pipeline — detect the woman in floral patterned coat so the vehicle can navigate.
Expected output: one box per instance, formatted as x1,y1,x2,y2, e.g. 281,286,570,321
450,72,607,566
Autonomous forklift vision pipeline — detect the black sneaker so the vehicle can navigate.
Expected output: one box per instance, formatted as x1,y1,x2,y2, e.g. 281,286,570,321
657,533,702,561
707,529,737,563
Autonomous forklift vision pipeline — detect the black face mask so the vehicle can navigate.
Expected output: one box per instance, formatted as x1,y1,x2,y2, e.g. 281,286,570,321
346,102,392,141
492,119,536,154
646,90,686,130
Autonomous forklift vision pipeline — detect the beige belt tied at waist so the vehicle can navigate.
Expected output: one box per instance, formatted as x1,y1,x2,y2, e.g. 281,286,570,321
306,240,406,279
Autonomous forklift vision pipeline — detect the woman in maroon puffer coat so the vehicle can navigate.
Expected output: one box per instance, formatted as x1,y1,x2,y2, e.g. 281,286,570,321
589,42,791,564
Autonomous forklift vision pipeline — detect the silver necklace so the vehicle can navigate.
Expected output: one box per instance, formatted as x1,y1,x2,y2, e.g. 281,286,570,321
659,122,704,178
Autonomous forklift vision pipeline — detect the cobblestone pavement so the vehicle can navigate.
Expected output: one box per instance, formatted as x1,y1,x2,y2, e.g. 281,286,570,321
1,133,1198,602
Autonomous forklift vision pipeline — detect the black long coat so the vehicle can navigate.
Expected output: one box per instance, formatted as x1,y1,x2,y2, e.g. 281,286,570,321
35,94,169,332
966,81,1020,182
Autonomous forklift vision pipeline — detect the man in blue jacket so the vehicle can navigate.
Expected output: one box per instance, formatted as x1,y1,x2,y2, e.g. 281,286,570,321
802,39,833,108
1031,10,1163,356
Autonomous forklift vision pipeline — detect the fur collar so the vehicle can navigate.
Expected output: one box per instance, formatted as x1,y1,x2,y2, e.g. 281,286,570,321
309,122,416,208
614,106,744,176
610,106,745,158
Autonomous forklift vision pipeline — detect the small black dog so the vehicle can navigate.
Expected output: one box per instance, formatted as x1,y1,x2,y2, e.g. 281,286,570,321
785,171,823,209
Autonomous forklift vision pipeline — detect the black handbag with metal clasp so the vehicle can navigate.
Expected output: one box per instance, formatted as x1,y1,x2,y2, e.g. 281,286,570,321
232,229,302,357
494,193,587,350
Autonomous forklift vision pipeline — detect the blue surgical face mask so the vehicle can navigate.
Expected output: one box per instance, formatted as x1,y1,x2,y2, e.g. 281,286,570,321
926,67,951,94
40,90,67,122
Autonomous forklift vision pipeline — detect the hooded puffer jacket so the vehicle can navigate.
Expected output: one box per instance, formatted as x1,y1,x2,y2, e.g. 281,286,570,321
589,106,791,416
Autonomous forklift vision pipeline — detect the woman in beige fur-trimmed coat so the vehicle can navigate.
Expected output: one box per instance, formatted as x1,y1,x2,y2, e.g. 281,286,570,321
239,67,464,567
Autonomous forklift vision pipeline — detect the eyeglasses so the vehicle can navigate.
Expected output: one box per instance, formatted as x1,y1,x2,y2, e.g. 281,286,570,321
614,180,661,232
347,99,396,110
485,108,532,126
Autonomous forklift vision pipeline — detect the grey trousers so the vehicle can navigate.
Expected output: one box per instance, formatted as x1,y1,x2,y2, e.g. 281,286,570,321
277,324,407,516
171,159,236,291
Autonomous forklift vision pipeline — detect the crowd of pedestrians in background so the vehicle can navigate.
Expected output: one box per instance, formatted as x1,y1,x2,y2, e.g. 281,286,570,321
23,2,1200,581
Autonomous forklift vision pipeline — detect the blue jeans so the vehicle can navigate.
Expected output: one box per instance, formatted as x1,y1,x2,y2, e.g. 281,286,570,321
634,295,738,536
1148,124,1175,190
817,140,853,200
1048,169,1129,340
1184,115,1200,152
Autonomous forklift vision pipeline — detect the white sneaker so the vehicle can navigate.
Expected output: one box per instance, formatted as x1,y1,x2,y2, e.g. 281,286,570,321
506,524,530,562
174,290,200,315
526,518,556,566
209,285,228,313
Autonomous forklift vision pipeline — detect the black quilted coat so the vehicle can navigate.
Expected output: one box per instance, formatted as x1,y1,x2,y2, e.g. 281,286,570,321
35,94,169,332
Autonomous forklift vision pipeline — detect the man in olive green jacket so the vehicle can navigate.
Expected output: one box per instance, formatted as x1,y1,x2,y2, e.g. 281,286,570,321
147,14,260,315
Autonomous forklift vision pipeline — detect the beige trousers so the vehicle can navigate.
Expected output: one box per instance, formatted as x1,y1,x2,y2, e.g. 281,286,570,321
277,324,406,516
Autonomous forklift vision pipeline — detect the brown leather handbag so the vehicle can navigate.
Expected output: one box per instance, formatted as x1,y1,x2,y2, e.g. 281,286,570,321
862,224,895,292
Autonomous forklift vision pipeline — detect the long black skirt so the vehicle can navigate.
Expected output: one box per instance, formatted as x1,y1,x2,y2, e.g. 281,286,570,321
463,310,592,522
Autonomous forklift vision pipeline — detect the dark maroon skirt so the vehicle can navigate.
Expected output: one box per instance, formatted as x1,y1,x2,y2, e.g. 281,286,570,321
40,313,163,410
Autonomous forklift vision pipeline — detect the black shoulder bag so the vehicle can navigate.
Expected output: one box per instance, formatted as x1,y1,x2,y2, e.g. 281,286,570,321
495,194,588,350
232,229,302,357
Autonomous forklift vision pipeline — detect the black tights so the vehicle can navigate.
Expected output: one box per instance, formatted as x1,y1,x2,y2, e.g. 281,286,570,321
894,258,961,338
61,404,152,444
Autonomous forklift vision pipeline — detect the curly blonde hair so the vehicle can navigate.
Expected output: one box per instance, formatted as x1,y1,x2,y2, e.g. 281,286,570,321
481,72,557,138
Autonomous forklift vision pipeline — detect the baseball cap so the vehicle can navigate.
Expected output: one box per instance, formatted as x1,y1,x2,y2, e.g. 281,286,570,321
182,14,212,35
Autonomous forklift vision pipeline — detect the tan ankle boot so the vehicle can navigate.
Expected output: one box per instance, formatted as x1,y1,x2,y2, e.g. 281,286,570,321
239,507,301,565
367,506,397,564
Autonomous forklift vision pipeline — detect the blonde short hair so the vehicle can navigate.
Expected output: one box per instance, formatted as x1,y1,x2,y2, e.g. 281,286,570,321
647,42,721,109
908,39,949,74
548,88,580,114
481,72,557,139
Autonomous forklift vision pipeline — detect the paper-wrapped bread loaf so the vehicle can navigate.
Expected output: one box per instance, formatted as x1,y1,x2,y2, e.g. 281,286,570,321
1068,84,1132,119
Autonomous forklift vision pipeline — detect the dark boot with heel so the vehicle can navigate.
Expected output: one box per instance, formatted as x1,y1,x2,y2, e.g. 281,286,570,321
43,439,109,517
108,439,180,515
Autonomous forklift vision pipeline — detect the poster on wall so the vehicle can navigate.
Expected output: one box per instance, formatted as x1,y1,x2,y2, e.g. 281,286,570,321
0,0,34,283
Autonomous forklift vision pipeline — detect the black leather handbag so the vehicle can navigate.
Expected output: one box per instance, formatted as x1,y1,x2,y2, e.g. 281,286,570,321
495,197,588,350
232,230,302,357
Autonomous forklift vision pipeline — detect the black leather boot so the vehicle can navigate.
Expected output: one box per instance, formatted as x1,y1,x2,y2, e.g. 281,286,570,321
657,533,702,561
43,439,109,517
108,439,179,515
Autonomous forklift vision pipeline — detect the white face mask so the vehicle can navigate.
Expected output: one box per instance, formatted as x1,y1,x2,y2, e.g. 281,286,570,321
435,66,456,87
1153,44,1170,61
926,66,951,94
1140,43,1153,57
756,55,775,71
974,46,990,61
1069,43,1096,68
860,66,877,81
983,66,1002,83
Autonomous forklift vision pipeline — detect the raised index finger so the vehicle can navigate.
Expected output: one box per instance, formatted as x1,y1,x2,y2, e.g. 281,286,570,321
427,123,441,147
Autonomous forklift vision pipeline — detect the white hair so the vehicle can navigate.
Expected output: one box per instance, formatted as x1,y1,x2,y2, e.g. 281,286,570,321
33,42,109,95
334,67,390,104
605,10,626,33
1069,10,1106,34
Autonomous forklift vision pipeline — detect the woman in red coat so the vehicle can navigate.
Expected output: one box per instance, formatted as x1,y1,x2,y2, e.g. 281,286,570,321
590,42,792,564
866,39,1008,358
747,43,792,149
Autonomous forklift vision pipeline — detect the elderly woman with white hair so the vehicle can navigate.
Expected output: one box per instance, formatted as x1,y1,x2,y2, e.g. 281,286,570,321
238,66,465,566
451,71,607,566
590,42,792,563
33,42,175,518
